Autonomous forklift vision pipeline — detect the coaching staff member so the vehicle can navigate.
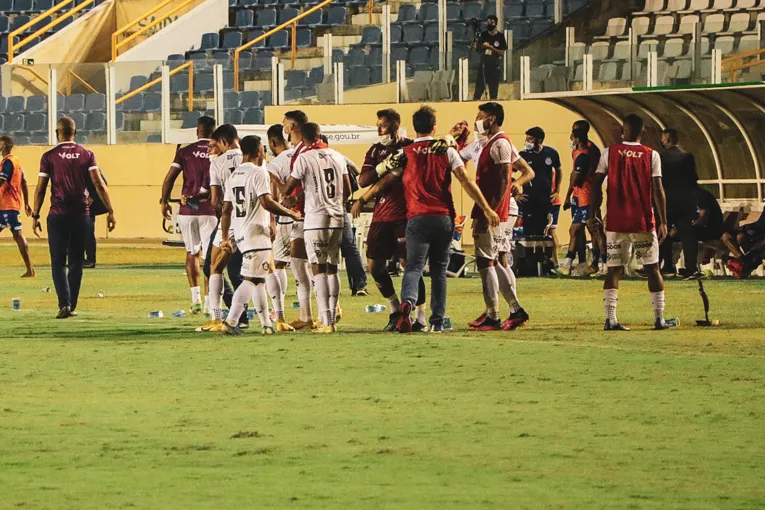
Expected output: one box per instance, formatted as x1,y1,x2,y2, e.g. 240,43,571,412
473,15,507,101
32,117,116,319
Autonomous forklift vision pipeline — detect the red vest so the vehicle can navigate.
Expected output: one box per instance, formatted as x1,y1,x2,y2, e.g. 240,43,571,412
472,133,511,222
402,140,454,219
605,143,656,233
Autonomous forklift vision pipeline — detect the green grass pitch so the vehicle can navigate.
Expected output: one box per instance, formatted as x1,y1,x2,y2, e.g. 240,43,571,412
1,243,764,509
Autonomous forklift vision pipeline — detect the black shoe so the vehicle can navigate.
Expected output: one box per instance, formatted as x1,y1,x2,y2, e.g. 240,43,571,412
355,289,369,297
429,323,445,333
655,318,679,330
412,321,428,333
396,302,412,333
56,306,74,319
83,261,96,269
604,319,630,331
383,313,401,332
683,271,703,281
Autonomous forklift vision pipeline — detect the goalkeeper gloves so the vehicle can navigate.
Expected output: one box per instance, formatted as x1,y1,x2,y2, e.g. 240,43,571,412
375,149,407,177
431,135,457,155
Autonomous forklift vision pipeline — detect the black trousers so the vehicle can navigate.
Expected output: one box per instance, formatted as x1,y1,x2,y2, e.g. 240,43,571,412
202,226,242,309
523,199,552,237
474,59,501,100
47,214,88,310
661,204,699,273
85,213,97,264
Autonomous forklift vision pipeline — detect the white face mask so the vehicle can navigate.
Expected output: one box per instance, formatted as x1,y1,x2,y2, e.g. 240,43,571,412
283,126,291,143
570,141,577,150
524,141,535,152
475,119,488,135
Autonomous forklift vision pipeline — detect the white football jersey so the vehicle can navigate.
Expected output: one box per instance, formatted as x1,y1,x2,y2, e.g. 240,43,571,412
291,147,347,230
224,162,272,253
266,147,296,184
209,148,244,199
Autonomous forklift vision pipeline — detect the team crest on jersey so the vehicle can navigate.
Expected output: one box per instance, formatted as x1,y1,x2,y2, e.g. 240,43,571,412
545,158,552,165
262,261,270,271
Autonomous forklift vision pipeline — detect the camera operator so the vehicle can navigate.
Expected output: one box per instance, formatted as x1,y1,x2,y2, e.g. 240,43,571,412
472,15,507,101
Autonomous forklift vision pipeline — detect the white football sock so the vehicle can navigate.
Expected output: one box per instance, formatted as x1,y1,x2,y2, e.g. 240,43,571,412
651,291,665,322
203,295,210,312
209,274,224,321
563,257,573,268
385,294,401,313
227,280,254,326
479,266,501,320
190,285,201,304
416,304,427,324
253,282,273,328
496,264,522,314
291,257,313,322
266,273,285,320
313,273,330,327
328,272,340,326
604,288,618,323
275,268,288,315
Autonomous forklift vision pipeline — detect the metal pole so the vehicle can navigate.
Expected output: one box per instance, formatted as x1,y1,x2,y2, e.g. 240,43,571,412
438,0,446,71
271,56,279,105
383,4,391,82
323,33,332,78
504,29,512,81
554,0,563,25
583,53,593,91
48,66,57,145
106,64,117,145
711,48,722,84
446,30,453,71
161,65,170,143
692,20,701,79
648,50,658,87
213,64,224,122
396,60,406,103
520,55,530,98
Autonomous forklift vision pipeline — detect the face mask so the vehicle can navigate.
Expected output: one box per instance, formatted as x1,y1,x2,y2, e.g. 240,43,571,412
570,141,577,150
524,141,535,152
380,135,394,146
475,119,489,135
283,126,291,143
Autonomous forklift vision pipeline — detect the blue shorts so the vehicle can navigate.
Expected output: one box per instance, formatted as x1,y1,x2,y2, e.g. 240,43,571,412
0,210,22,231
571,198,589,225
548,205,561,229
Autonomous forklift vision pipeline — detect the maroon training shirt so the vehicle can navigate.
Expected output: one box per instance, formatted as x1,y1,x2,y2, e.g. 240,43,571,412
360,138,411,223
39,142,98,216
172,139,215,216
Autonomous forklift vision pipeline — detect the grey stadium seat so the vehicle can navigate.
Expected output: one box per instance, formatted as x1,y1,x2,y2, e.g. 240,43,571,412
65,94,85,112
396,4,416,23
662,38,687,58
144,93,161,112
243,108,263,124
26,113,47,133
702,14,724,34
85,93,106,112
224,91,240,109
122,93,144,112
650,15,676,36
26,95,46,112
327,5,347,26
631,16,651,37
675,15,700,35
224,109,243,124
599,18,628,39
597,62,620,82
86,112,106,132
240,91,261,109
7,96,25,113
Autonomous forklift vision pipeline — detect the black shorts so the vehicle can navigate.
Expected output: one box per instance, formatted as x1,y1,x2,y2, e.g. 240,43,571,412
366,220,407,261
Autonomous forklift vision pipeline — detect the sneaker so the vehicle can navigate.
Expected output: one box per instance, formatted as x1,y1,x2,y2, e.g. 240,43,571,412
604,319,630,331
468,312,487,328
190,302,203,315
262,325,276,335
196,319,222,332
412,321,429,333
582,265,599,276
335,306,343,323
502,309,529,331
355,289,369,297
383,313,401,332
633,268,648,279
313,324,337,334
82,261,96,269
290,319,314,331
655,317,679,330
275,319,295,332
429,323,445,333
397,302,413,333
222,321,244,336
552,265,571,277
312,319,323,331
471,316,503,331
238,321,250,330
56,306,74,319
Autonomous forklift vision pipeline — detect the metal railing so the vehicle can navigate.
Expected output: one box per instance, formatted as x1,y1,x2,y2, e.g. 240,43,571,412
114,61,195,111
7,0,96,63
17,65,99,96
112,0,196,61
233,0,333,92
722,48,765,83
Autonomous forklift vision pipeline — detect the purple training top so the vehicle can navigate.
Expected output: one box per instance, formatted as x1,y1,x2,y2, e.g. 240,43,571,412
39,142,98,216
172,139,215,216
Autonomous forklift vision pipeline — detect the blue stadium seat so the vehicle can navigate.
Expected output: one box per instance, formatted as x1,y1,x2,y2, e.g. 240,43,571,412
285,69,307,89
167,53,185,69
85,93,105,111
251,53,273,71
122,93,144,112
0,97,6,113
246,29,266,48
260,91,272,106
11,15,31,32
34,0,53,10
224,91,240,109
278,7,298,24
298,7,322,26
68,111,87,129
234,9,254,28
194,73,215,93
296,28,311,48
115,111,124,131
212,51,232,70
390,23,402,45
308,66,324,86
482,1,497,18
509,20,531,41
391,46,408,64
418,3,439,23
526,0,546,17
370,66,382,84
145,134,161,143
197,32,219,52
236,50,253,70
170,73,188,93
356,26,381,46
565,0,587,14
222,31,242,50
223,72,235,91
257,8,277,27
0,115,4,131
86,111,106,131
189,52,210,70
30,135,49,144
396,4,416,23
505,0,524,17
237,91,259,109
12,0,34,13
269,30,289,49
409,46,431,71
0,16,9,33
446,2,461,21
74,134,88,144
326,5,347,26
368,46,382,67
461,2,481,21
243,108,263,124
26,112,46,133
224,109,243,124
0,0,12,11
144,92,161,112
424,24,439,45
181,110,202,128
451,23,469,43
129,75,148,91
53,16,72,31
346,47,366,67
350,66,370,87
530,18,553,38
402,24,424,45
7,96,25,113
25,95,46,113
239,0,257,7
284,87,302,101
13,135,30,146
30,15,53,34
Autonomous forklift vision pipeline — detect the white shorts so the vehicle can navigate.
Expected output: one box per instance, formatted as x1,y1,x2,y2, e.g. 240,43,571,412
305,228,342,265
213,226,234,248
274,223,292,262
290,220,304,241
474,222,511,260
606,231,659,268
178,215,217,254
240,249,272,279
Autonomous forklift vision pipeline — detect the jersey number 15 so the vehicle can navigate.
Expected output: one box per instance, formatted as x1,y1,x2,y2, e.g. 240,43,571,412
234,187,246,218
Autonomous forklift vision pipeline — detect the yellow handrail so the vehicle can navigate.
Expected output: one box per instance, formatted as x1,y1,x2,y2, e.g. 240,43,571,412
233,0,334,92
721,47,764,83
115,61,195,112
8,0,95,63
368,0,373,24
112,0,180,60
67,69,99,95
112,0,197,60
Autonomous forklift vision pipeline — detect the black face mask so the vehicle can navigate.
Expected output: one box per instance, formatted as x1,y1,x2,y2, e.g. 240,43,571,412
488,23,497,31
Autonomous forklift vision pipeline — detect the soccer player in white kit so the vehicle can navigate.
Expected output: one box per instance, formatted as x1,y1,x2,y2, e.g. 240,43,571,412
197,124,243,332
219,135,301,335
279,123,351,334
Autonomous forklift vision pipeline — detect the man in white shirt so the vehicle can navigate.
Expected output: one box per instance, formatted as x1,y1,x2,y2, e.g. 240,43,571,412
280,123,351,334
219,135,301,336
197,124,243,333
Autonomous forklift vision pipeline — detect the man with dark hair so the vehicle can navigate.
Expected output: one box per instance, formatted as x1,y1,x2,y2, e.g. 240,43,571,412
520,126,562,240
161,115,218,314
590,114,677,331
473,14,507,100
359,108,426,331
660,127,699,278
219,135,301,336
282,109,316,330
0,135,35,278
33,116,116,318
353,105,500,333
197,123,244,332
469,102,534,331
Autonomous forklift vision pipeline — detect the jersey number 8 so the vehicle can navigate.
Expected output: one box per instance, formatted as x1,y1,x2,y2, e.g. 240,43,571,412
324,167,336,199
